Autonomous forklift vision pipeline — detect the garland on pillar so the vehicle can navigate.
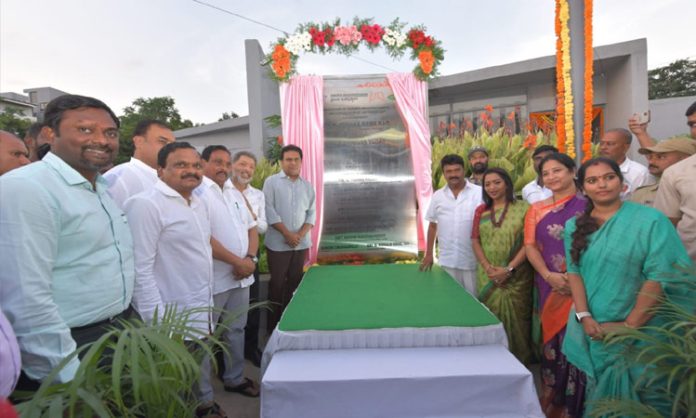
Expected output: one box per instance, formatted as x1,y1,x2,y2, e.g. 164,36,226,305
582,0,594,161
555,0,594,160
555,0,574,157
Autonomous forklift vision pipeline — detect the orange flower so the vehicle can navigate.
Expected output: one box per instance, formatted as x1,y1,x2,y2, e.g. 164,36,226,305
507,111,515,121
418,50,434,74
276,135,283,145
524,134,537,149
272,44,290,61
272,44,292,79
484,105,494,113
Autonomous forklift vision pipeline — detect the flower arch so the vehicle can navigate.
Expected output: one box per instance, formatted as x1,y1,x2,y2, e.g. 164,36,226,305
264,18,444,82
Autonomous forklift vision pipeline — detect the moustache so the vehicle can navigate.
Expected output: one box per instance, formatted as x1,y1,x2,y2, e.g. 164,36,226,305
447,176,460,181
181,174,201,180
648,165,658,170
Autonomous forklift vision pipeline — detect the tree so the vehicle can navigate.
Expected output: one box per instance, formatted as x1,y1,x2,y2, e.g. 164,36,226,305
0,108,32,138
648,59,696,100
218,111,240,121
116,97,195,164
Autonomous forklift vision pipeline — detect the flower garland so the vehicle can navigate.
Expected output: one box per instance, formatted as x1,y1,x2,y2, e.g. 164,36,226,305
582,0,594,162
556,0,594,160
554,0,566,153
264,18,445,82
559,0,575,158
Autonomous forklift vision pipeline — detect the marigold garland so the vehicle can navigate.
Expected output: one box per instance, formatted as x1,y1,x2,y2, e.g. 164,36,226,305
582,0,594,161
556,0,594,160
554,0,566,153
559,0,575,158
263,18,445,82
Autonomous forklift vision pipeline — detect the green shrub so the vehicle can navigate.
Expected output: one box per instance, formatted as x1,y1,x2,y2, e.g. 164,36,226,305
15,304,264,418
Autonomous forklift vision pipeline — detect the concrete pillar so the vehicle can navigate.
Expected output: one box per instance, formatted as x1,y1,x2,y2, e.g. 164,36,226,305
245,40,281,160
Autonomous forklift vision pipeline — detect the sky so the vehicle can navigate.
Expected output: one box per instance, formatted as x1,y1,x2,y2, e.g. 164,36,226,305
1,0,693,124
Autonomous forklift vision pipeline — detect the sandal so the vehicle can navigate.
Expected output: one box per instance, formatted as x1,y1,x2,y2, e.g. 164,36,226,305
224,377,260,398
195,402,228,418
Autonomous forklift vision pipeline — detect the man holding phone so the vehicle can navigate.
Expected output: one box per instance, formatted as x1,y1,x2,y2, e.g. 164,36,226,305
629,101,696,147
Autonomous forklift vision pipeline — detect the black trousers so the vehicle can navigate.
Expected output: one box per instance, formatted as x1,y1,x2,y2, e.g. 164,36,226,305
12,307,132,397
266,247,307,332
244,248,262,356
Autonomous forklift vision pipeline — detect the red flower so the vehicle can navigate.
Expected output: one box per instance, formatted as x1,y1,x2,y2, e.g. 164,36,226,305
408,29,426,49
324,28,335,46
360,24,384,45
424,36,434,47
309,26,325,47
484,104,494,113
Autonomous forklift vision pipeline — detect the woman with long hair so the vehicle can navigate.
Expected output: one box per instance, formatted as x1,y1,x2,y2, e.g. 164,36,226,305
563,157,693,415
471,168,534,364
523,153,587,417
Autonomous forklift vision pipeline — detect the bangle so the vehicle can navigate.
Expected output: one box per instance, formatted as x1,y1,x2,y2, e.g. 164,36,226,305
624,321,636,329
544,272,552,281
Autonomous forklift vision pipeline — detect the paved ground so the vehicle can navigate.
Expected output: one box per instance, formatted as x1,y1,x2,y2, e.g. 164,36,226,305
213,361,261,418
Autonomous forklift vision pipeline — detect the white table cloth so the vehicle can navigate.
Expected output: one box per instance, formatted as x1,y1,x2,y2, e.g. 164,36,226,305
262,345,543,418
261,324,508,374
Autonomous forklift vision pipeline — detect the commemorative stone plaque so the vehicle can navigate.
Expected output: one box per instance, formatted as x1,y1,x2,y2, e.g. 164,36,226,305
318,75,418,263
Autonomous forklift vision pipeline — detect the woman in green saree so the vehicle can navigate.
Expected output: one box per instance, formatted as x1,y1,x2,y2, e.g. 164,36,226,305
563,157,694,416
471,168,534,364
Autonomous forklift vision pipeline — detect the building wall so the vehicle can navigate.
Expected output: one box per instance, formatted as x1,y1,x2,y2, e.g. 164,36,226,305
648,95,696,140
23,87,69,118
181,39,678,164
182,128,251,156
0,101,35,118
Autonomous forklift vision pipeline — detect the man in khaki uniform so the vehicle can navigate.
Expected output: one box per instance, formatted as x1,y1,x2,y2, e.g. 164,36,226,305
632,137,696,206
654,136,696,262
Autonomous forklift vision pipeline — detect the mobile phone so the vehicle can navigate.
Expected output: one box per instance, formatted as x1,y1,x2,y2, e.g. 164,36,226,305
633,110,650,124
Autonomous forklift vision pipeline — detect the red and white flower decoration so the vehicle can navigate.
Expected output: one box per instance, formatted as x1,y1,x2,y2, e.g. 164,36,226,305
263,18,444,82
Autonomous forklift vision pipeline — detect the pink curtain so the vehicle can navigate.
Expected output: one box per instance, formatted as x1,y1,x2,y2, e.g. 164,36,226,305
387,73,433,251
279,75,324,265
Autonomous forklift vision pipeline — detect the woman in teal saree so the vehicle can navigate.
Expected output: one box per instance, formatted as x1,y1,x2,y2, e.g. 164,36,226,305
563,157,694,416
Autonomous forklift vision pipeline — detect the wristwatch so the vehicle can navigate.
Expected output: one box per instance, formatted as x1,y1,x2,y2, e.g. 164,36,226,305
575,311,592,322
246,254,259,264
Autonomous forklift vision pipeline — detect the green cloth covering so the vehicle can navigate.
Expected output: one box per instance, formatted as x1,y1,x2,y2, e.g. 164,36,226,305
562,202,695,415
279,264,500,331
474,201,535,364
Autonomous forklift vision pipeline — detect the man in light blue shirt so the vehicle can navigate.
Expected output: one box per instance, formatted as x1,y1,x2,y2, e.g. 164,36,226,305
0,95,134,388
263,145,315,331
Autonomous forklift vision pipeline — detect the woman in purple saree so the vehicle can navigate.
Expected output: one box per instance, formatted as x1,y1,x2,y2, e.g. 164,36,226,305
524,153,587,418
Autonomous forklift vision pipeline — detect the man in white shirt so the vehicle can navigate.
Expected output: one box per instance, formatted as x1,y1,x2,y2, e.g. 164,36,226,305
229,151,267,367
521,144,557,204
104,120,175,209
420,154,483,296
124,142,226,418
599,128,653,200
195,145,260,398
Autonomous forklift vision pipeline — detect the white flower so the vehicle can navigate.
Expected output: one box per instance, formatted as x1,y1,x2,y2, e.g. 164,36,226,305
285,31,312,55
383,28,407,48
